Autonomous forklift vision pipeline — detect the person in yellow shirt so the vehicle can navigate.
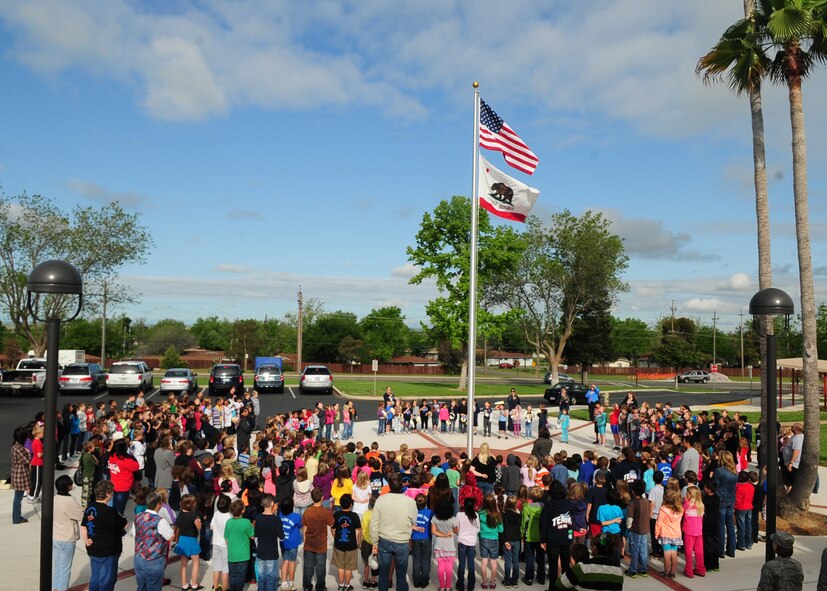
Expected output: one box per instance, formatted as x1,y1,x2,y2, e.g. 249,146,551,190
330,466,354,511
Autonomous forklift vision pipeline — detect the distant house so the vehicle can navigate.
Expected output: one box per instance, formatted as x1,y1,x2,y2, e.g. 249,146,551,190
388,355,443,367
607,357,632,368
484,350,534,367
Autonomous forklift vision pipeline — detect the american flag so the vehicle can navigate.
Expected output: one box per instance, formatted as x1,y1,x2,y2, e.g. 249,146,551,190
479,99,539,175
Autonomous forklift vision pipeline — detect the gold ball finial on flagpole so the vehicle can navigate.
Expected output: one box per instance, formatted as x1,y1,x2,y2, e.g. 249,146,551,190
472,81,479,88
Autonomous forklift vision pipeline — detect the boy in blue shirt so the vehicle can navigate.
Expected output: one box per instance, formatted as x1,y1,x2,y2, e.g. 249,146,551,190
279,498,303,591
411,493,433,588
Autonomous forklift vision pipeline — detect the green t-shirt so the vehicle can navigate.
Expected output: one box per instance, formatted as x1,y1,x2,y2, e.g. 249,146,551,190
344,452,357,471
478,510,504,540
224,517,254,562
81,452,97,479
446,468,461,489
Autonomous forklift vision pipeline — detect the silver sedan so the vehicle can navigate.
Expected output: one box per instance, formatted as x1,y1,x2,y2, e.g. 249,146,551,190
160,368,198,394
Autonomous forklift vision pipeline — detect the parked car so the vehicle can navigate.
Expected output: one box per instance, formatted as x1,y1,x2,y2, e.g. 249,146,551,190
543,371,574,385
299,365,333,395
544,382,590,405
0,358,51,396
106,360,154,393
498,362,515,369
160,368,198,394
254,363,285,393
677,370,711,384
59,363,106,395
209,363,245,396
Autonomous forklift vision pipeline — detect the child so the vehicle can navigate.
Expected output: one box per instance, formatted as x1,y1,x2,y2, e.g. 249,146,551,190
411,493,434,588
701,481,721,573
456,497,481,591
302,488,334,591
360,497,379,589
682,485,705,578
174,494,203,591
501,496,521,587
511,405,522,438
439,403,450,433
538,404,548,431
331,466,353,512
459,471,483,512
626,480,651,578
279,498,302,591
567,482,589,545
649,471,665,558
559,408,570,443
224,499,254,591
497,405,507,439
432,495,459,591
655,489,684,579
735,470,754,551
331,494,361,591
521,486,546,586
524,406,534,439
479,493,504,589
750,470,762,547
211,494,232,591
594,404,607,446
377,403,387,436
255,494,285,591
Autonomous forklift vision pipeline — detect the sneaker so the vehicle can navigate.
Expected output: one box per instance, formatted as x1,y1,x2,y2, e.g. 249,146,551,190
639,572,648,577
625,572,637,579
521,579,533,586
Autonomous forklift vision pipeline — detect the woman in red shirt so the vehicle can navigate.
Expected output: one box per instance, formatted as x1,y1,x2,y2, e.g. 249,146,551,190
108,438,140,515
29,425,44,501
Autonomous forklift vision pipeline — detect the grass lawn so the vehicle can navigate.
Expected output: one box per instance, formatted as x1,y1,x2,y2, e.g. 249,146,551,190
336,379,548,398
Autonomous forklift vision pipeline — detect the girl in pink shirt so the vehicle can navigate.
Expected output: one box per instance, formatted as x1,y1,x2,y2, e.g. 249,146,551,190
682,486,705,578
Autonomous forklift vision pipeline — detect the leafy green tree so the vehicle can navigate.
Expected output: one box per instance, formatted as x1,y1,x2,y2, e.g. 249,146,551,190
407,328,431,357
609,317,654,365
651,335,704,370
487,211,628,385
258,318,294,355
303,311,361,362
407,196,523,387
140,319,195,355
337,336,364,370
62,314,138,361
227,319,265,368
191,316,232,350
160,345,187,369
0,194,152,354
360,306,408,362
564,305,615,381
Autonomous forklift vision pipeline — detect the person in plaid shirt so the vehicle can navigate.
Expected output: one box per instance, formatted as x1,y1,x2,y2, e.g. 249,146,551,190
11,426,31,524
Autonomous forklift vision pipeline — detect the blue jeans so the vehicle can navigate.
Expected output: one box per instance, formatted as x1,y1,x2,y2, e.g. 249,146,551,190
627,531,649,574
257,558,280,591
719,500,736,555
478,482,493,497
89,554,119,591
524,541,545,581
378,419,386,434
135,555,166,591
53,539,77,591
736,509,752,549
12,489,25,523
113,490,130,515
378,538,410,591
411,539,431,587
343,422,353,439
457,543,476,590
324,424,333,440
525,422,533,438
302,550,326,591
503,540,520,582
228,560,248,591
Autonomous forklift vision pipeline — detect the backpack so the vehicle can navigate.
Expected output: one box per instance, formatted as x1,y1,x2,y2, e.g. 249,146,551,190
73,454,84,486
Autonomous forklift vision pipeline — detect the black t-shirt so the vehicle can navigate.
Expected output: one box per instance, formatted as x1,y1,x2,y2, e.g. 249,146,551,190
176,510,200,538
254,513,285,560
612,460,640,484
471,457,497,485
81,501,128,557
332,510,361,551
585,486,608,524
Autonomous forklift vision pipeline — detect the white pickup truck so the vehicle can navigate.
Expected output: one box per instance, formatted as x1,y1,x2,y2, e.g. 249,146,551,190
0,358,55,396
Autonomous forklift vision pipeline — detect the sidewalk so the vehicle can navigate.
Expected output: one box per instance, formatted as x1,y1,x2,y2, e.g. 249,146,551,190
3,415,827,591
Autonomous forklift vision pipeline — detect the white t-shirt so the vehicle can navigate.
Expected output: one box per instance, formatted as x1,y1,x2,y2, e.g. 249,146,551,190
211,511,232,548
456,512,481,546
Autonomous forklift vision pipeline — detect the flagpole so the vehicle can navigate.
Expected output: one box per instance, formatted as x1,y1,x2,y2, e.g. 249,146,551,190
466,82,481,458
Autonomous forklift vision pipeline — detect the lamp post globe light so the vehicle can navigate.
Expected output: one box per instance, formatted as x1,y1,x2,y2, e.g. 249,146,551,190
749,287,794,563
26,260,83,591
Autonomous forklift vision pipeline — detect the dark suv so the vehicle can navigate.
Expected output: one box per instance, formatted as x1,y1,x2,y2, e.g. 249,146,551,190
208,363,245,396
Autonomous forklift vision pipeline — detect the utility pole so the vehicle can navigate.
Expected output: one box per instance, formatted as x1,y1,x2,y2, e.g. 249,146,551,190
738,308,746,377
712,310,719,366
296,286,303,376
670,300,677,334
100,279,109,369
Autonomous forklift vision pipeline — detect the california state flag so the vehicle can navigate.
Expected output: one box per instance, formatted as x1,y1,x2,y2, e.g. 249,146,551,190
479,155,540,223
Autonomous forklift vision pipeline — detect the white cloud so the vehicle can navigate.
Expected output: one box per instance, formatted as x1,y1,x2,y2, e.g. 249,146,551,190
599,209,718,261
391,263,419,278
717,272,753,291
683,297,724,313
212,264,250,274
66,178,153,208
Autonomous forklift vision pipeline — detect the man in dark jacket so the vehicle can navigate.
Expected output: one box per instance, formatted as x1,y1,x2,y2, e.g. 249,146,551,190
236,406,255,453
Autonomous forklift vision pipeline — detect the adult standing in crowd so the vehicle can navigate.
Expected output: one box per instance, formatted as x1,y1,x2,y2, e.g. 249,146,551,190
677,438,700,482
133,490,175,591
784,424,804,491
11,426,31,524
507,389,520,431
530,428,553,461
586,385,600,444
371,473,418,591
470,442,498,497
756,532,804,591
154,436,176,492
714,450,738,558
53,475,85,591
81,481,128,591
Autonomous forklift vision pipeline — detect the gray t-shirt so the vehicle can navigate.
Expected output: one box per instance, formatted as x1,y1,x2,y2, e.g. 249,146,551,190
432,516,458,554
790,434,804,468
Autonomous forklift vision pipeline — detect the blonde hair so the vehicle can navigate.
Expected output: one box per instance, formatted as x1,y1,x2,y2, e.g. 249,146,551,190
719,450,737,474
685,485,704,516
356,470,369,488
525,456,537,481
478,442,490,464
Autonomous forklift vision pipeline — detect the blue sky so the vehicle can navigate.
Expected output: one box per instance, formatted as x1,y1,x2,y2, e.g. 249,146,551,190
0,0,825,332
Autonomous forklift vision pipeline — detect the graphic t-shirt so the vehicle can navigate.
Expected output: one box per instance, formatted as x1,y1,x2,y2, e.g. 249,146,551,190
280,511,303,550
412,508,433,541
332,510,361,551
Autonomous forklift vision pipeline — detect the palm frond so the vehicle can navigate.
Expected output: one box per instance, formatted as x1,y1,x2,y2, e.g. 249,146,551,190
767,6,813,41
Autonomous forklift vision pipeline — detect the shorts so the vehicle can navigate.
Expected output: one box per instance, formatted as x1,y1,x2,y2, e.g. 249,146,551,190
610,424,620,435
281,546,298,562
360,540,374,563
662,543,679,552
212,544,229,572
479,537,499,559
498,422,506,431
173,535,201,557
332,548,358,570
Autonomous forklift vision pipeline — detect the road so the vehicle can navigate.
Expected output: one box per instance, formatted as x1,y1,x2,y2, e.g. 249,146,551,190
0,382,749,476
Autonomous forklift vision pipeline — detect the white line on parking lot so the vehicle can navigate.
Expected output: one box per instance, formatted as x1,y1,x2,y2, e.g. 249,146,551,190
94,389,109,400
146,387,160,400
289,387,296,399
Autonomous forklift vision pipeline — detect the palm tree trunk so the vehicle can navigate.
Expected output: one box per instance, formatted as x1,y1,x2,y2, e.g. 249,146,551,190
778,68,819,515
744,0,773,474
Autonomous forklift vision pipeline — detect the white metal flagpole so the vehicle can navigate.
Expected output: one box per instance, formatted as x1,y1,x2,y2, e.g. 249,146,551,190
466,82,481,458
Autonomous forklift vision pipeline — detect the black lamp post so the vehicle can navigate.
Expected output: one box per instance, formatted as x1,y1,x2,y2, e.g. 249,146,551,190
26,260,83,591
749,286,794,562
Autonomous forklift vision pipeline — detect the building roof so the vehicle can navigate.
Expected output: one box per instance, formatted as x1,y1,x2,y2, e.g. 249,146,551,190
389,355,442,365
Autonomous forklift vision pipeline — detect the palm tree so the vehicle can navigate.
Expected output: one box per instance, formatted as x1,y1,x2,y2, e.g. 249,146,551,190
696,0,774,474
698,0,826,514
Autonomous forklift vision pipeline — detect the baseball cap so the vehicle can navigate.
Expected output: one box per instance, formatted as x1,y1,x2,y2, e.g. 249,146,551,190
771,531,795,551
